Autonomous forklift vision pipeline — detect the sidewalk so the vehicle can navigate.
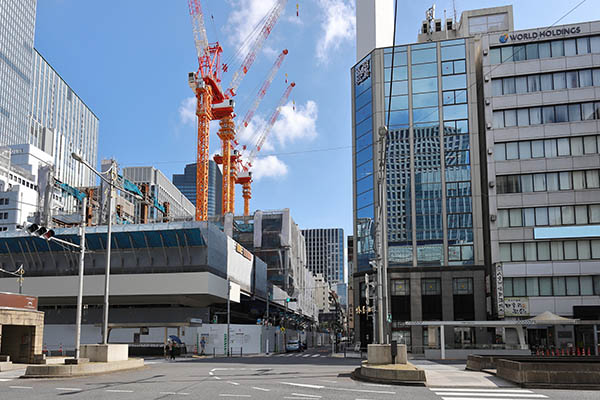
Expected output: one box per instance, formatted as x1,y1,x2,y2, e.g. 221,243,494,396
410,360,516,388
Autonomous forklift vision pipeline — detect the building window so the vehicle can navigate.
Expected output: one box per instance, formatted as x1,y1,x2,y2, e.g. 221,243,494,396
492,102,600,128
391,279,410,296
497,169,600,194
490,35,600,65
505,275,600,296
499,240,600,262
421,279,441,295
453,278,473,295
491,68,600,96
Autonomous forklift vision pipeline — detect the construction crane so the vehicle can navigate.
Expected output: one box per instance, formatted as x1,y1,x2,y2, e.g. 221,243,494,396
187,0,227,221
236,82,296,216
214,48,288,214
214,0,288,216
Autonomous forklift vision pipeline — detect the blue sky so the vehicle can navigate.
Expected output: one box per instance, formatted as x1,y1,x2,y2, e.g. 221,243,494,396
34,0,600,239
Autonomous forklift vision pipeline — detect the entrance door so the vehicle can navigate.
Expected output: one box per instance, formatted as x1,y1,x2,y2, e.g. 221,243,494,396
0,325,34,363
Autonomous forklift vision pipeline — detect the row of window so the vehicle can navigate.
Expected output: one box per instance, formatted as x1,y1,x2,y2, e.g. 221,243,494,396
496,169,600,194
390,277,474,296
0,212,9,220
499,240,600,262
489,35,600,65
492,68,600,96
497,204,600,228
0,198,9,205
494,135,600,161
504,276,600,297
492,102,600,128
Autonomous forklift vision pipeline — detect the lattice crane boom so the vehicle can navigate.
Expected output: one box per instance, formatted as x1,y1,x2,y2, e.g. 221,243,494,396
245,82,295,169
188,0,209,61
235,49,288,145
225,0,288,98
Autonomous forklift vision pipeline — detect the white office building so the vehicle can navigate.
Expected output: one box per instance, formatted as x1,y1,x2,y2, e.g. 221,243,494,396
302,228,345,284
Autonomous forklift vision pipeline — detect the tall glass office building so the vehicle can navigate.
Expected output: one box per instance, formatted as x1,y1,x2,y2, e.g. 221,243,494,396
351,6,514,350
172,161,223,217
0,0,37,147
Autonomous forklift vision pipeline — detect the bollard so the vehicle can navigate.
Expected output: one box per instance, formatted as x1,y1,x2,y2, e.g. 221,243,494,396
213,347,216,358
241,347,243,357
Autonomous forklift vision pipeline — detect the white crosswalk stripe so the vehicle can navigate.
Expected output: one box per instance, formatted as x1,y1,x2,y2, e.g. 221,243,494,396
429,387,549,400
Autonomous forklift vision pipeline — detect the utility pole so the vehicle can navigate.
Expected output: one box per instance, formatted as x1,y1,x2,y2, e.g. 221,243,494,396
227,277,231,356
102,159,116,345
17,264,24,294
75,196,87,360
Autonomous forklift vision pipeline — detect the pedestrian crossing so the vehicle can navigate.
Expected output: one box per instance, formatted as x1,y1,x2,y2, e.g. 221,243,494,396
429,388,549,400
273,353,327,358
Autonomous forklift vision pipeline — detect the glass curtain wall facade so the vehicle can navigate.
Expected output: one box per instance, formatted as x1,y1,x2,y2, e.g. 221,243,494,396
378,38,473,268
172,160,223,216
352,36,486,349
0,0,36,147
302,228,345,284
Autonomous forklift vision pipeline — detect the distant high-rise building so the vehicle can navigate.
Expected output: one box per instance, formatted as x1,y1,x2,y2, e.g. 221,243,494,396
302,228,344,284
30,50,99,191
122,165,195,222
0,0,37,148
172,161,222,217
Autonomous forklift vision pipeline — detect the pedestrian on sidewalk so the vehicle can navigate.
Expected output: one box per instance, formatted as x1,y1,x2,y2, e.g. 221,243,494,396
200,336,206,356
170,341,176,360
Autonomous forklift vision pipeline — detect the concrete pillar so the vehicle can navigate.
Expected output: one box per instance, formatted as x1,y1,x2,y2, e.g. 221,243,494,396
593,324,598,356
473,271,487,345
440,325,446,360
410,274,423,353
441,272,454,346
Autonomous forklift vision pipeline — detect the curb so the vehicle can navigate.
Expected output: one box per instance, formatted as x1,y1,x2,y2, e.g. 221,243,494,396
351,367,427,386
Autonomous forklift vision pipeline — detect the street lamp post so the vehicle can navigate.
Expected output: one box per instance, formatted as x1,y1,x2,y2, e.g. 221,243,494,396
75,196,87,359
72,153,116,345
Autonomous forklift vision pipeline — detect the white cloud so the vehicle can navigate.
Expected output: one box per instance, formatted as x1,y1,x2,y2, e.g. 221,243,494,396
272,100,318,146
226,0,277,51
315,0,356,63
250,155,288,181
178,96,196,125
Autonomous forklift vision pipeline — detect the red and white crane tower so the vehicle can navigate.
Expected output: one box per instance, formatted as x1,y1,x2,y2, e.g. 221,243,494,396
187,0,227,221
237,81,296,216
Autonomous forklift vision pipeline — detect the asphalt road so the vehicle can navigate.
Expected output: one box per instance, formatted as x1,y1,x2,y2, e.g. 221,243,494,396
0,349,598,399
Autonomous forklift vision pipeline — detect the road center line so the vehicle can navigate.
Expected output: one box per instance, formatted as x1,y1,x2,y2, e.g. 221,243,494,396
228,381,240,385
434,393,547,398
328,387,396,395
9,386,33,389
56,388,82,391
291,393,321,398
106,389,134,393
215,376,222,380
280,382,324,389
218,395,251,398
252,387,270,391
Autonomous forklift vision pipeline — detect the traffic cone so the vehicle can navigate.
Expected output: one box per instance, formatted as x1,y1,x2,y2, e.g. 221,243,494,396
561,348,565,356
59,343,63,356
577,347,581,356
588,348,591,356
194,344,198,355
43,343,48,355
546,349,550,356
536,348,540,356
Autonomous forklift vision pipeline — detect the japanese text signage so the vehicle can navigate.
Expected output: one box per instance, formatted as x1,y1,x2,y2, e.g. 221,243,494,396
355,59,370,85
504,297,530,317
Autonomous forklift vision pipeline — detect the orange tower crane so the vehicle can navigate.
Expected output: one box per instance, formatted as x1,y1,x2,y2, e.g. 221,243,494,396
187,0,227,221
237,82,296,216
214,0,288,215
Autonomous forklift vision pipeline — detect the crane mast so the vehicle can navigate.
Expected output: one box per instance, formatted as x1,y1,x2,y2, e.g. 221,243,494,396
237,82,296,216
187,0,225,221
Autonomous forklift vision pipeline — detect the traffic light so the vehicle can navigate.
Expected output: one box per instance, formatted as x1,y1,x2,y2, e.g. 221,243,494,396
21,223,55,240
286,297,297,303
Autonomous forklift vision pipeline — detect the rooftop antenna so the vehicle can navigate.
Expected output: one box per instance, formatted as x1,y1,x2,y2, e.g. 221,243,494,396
453,0,457,25
425,4,436,34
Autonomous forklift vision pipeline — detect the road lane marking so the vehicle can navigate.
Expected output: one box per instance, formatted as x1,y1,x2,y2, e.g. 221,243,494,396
318,380,338,384
440,398,545,400
0,379,13,382
218,395,251,398
302,354,311,357
430,389,534,393
209,371,214,375
227,381,240,385
329,387,395,395
215,376,221,380
252,387,270,392
311,354,320,357
160,392,190,396
9,386,33,389
56,388,82,391
291,393,321,398
435,394,547,398
106,389,134,393
281,382,324,389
